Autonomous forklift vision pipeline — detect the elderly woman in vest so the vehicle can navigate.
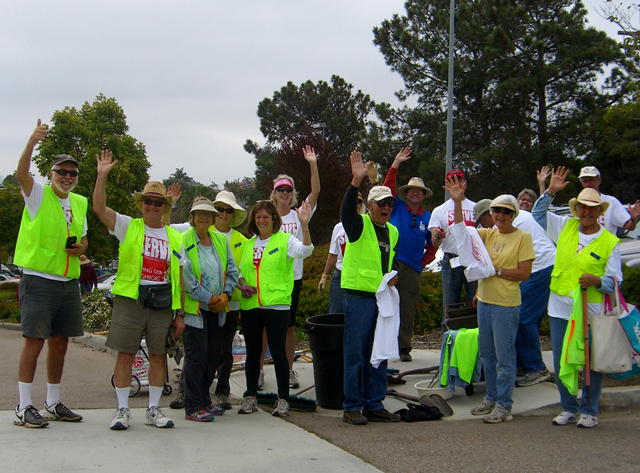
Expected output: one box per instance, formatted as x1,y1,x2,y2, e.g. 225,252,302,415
177,197,239,422
237,200,313,417
532,167,622,429
446,178,535,424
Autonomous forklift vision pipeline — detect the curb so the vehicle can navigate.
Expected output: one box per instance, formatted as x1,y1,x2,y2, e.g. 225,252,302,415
0,322,21,331
73,333,117,355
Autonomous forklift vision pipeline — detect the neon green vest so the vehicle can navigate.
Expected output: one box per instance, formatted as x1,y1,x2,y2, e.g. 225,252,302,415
550,219,619,303
112,219,183,309
183,228,228,314
216,229,247,303
341,215,399,292
239,232,293,310
14,185,87,279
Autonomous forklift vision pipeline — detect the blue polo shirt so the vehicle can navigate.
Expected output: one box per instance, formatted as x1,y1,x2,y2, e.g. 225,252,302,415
390,202,432,273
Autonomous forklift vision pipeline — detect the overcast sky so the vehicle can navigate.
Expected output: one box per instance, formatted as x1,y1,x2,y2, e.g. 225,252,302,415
0,0,624,187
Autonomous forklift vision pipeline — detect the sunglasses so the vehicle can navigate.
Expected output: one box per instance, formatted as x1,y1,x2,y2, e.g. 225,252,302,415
275,187,293,194
215,207,235,214
52,169,79,177
375,199,395,208
411,214,418,228
491,207,513,216
143,199,166,208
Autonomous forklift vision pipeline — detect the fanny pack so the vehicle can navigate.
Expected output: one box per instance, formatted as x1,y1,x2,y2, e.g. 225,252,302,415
138,284,172,310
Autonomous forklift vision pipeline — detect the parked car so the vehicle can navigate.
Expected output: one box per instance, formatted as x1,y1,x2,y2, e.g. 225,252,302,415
96,268,115,278
97,275,116,291
620,226,640,267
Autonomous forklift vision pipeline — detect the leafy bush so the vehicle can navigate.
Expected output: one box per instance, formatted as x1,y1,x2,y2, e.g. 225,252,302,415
0,282,20,323
622,266,640,306
82,289,112,332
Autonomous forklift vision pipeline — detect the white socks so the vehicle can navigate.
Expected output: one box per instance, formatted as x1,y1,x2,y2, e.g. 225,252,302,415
116,388,130,409
46,383,60,407
148,386,163,408
18,382,32,411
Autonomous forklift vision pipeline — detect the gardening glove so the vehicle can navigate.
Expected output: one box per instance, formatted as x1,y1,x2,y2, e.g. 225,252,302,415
236,284,256,298
209,293,229,313
318,274,330,295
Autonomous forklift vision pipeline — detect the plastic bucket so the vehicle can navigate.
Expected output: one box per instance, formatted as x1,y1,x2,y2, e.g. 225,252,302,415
303,314,345,409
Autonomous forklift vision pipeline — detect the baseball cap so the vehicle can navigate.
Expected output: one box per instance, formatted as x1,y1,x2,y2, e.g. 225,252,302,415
367,186,395,203
579,166,600,178
446,168,465,180
52,154,79,166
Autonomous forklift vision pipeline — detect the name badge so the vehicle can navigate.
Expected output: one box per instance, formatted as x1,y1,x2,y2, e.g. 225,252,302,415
590,252,601,260
173,249,182,259
185,244,195,252
234,242,242,248
269,248,279,255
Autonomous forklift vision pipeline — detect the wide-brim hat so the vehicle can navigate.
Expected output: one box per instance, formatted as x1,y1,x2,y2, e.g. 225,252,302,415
213,191,248,227
398,177,433,199
79,255,91,266
367,186,395,203
569,188,609,217
134,181,173,215
189,197,219,216
490,194,520,218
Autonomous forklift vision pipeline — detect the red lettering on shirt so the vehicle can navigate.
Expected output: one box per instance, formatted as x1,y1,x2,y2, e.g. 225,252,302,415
338,232,347,257
447,209,475,227
253,244,266,269
280,221,298,236
141,235,169,282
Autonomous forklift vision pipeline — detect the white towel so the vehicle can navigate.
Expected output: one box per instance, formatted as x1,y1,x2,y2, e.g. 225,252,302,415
450,222,496,282
371,270,400,369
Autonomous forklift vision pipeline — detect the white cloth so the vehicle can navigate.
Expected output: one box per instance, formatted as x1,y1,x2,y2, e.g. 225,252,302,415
371,270,400,369
449,222,496,282
512,210,556,273
427,198,476,254
279,203,317,280
599,193,632,235
329,222,347,271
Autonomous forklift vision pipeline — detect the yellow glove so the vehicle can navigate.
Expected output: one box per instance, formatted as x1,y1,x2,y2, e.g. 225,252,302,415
318,274,330,295
209,293,229,313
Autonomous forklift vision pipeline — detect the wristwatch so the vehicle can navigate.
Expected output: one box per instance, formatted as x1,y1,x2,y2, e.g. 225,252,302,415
497,268,502,277
175,310,185,317
223,291,232,300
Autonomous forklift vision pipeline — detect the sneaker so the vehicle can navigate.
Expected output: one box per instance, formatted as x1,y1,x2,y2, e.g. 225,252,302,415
471,399,496,416
44,402,83,422
483,405,513,424
552,411,578,426
169,392,185,409
363,408,401,423
185,409,214,422
342,410,368,425
257,370,265,391
14,405,49,428
206,404,225,416
516,368,551,387
145,406,174,428
272,398,290,417
577,414,598,428
238,396,258,414
399,352,412,362
216,394,232,410
289,370,300,389
109,407,131,430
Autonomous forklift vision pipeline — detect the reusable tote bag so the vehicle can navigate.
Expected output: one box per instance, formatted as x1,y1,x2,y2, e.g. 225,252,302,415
589,284,635,373
619,296,640,355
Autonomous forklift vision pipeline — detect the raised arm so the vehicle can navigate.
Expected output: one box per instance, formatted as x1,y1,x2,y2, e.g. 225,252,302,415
296,200,313,246
537,165,550,197
443,176,466,223
162,183,182,225
623,200,640,232
303,145,321,209
16,119,48,197
544,166,570,197
93,150,118,231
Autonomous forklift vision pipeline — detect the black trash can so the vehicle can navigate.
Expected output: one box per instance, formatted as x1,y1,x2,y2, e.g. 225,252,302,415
304,313,345,409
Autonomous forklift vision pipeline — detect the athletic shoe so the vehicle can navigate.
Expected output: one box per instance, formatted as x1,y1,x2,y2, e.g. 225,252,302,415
169,392,185,409
471,398,496,416
14,405,49,428
342,410,368,425
110,407,131,430
257,370,265,391
238,396,258,414
206,404,225,416
399,352,412,362
289,370,300,389
44,402,83,422
363,408,401,422
272,398,290,417
483,405,513,424
145,406,174,428
577,414,598,428
217,394,232,410
552,411,578,426
516,368,551,387
185,409,214,422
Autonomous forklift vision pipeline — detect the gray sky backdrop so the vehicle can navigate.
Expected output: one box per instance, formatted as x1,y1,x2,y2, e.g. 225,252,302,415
0,0,624,186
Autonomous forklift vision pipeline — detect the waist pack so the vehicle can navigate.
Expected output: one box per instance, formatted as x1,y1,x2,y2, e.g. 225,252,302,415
139,284,172,310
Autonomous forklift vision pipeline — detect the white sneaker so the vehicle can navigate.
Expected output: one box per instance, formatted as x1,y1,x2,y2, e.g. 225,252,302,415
577,414,598,428
110,407,131,430
289,370,300,389
257,370,265,391
272,398,290,417
145,406,174,428
552,411,578,426
238,396,258,414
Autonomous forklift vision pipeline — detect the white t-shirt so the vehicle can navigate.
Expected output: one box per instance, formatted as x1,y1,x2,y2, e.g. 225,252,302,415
599,194,632,235
545,212,622,320
21,181,88,282
279,203,316,280
428,198,476,255
513,210,556,273
216,227,240,311
329,222,347,271
111,213,185,286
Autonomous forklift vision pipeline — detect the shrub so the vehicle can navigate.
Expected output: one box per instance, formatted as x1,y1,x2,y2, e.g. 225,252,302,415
622,266,640,306
82,289,112,332
0,283,20,323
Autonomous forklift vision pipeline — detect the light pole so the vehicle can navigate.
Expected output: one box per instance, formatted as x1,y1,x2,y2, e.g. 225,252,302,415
445,0,455,200
311,123,327,141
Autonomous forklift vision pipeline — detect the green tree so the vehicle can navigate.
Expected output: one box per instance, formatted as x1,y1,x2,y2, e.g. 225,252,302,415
163,168,219,223
2,174,19,186
223,177,262,210
0,184,25,263
35,94,150,265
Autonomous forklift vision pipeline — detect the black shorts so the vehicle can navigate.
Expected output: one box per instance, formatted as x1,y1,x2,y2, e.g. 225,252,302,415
288,279,303,327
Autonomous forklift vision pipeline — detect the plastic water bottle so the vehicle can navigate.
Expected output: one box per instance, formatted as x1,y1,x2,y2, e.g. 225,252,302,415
232,331,246,364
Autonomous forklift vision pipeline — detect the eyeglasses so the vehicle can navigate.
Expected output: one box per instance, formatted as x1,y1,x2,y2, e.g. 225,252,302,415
411,214,418,228
276,187,293,194
215,207,235,214
143,199,166,207
52,169,79,177
491,207,513,216
375,199,395,208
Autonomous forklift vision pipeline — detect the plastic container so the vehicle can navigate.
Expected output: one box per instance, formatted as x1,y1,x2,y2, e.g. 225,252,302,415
232,331,246,363
415,376,453,400
303,314,345,409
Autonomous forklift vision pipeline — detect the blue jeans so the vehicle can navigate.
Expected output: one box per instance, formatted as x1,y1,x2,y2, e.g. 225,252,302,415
441,254,478,331
516,265,553,373
343,293,387,412
477,301,519,410
549,316,603,416
328,270,345,314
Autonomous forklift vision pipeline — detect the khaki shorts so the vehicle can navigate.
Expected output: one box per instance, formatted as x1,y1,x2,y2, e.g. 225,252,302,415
106,295,173,355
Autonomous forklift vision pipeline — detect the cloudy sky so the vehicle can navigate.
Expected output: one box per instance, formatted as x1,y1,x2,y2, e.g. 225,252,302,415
0,0,623,187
